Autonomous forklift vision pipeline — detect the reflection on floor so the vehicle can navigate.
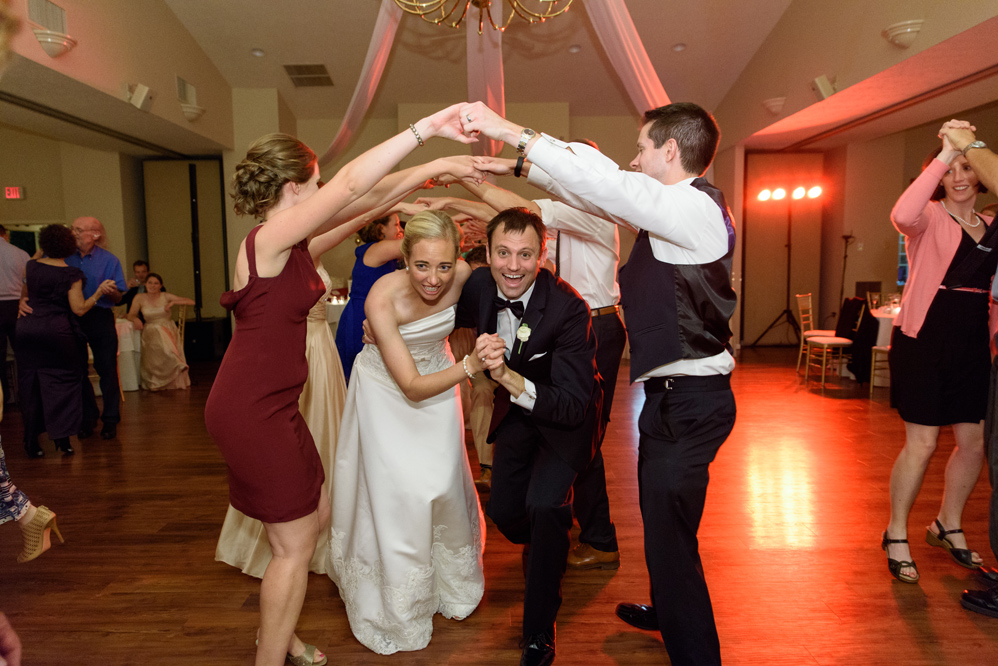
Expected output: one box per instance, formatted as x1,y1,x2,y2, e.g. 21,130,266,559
1,347,996,664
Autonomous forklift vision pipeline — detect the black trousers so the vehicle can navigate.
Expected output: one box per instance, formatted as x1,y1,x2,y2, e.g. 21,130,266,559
487,410,578,636
78,307,120,426
984,355,998,563
639,375,735,666
0,300,18,402
572,311,626,552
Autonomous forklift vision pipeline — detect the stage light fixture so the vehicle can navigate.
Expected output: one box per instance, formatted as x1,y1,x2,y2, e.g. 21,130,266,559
792,187,806,200
772,188,786,200
808,186,822,198
758,189,772,201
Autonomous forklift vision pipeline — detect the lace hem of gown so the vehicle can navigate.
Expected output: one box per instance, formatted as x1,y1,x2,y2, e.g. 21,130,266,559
328,516,485,655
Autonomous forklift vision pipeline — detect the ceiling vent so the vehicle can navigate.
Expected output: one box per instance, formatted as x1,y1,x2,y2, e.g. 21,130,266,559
283,64,334,88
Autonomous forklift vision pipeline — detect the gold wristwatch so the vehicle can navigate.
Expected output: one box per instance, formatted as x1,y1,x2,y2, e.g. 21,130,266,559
517,128,536,155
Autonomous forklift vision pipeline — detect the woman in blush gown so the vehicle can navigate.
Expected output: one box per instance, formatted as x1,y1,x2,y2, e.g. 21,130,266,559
215,263,347,577
127,273,194,391
328,211,497,655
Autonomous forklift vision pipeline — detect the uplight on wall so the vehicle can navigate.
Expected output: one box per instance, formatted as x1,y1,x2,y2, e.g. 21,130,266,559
757,186,823,202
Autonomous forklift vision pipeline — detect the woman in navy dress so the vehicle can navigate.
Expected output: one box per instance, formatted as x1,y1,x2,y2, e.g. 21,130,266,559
335,215,403,381
203,108,482,666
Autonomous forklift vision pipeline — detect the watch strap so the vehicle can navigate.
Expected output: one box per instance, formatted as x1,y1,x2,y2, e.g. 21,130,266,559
514,156,525,178
963,140,987,157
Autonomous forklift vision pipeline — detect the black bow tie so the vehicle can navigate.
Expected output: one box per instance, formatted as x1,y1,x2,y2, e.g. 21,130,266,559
493,296,524,318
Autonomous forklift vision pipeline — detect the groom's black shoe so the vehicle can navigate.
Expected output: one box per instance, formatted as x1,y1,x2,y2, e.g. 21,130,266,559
615,602,658,631
961,585,998,619
520,627,555,666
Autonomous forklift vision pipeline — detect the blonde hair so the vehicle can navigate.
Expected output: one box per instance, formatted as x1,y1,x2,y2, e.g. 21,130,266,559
231,133,316,219
400,210,461,264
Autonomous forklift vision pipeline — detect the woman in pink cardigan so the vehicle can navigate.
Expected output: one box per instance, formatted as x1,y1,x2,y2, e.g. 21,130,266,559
883,133,996,584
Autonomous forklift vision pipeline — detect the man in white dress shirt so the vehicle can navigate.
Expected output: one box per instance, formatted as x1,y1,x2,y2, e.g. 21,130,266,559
462,101,737,666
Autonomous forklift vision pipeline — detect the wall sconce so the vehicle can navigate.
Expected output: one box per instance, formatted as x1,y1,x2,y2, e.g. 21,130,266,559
181,103,206,122
762,97,786,116
810,75,836,101
882,20,923,49
33,28,76,58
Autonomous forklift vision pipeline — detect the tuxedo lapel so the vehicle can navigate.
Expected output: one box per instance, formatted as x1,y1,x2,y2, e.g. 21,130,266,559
508,272,549,370
479,273,499,335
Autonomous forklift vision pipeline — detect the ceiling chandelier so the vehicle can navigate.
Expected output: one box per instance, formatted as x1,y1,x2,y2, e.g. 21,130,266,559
393,0,574,32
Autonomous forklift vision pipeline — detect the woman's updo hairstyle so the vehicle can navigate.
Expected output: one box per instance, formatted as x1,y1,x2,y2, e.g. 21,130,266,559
231,133,316,219
358,216,391,244
400,210,461,265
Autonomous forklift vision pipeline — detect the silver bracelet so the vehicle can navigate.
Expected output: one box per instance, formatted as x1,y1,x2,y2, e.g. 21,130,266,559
462,354,476,379
409,123,424,147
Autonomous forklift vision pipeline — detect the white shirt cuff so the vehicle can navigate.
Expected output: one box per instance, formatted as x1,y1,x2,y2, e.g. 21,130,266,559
511,377,538,412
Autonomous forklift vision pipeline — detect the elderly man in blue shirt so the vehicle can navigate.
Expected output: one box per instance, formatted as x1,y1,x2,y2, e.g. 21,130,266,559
65,216,127,440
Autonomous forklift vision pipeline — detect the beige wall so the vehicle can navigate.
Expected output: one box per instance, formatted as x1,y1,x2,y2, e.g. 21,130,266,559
8,0,233,148
714,0,998,150
0,125,65,224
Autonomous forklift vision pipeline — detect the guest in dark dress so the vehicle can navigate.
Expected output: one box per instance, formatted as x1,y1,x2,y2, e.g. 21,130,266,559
883,133,997,584
335,215,402,381
15,224,116,457
203,108,483,666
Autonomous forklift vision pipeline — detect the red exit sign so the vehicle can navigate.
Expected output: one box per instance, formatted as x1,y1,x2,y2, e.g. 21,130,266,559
4,187,25,200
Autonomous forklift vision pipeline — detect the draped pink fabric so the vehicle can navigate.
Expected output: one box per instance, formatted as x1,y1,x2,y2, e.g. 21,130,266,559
466,2,506,157
582,0,670,113
317,0,402,167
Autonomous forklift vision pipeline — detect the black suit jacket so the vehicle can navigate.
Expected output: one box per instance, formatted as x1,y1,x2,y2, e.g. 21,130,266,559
457,267,603,472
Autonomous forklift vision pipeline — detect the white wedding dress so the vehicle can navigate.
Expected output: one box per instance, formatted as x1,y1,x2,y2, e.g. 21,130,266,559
328,305,486,655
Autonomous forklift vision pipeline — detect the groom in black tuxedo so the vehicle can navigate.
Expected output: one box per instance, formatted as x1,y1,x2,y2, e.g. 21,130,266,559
457,207,602,666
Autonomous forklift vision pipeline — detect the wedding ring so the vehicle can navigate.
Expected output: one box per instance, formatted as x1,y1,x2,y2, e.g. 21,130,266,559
467,114,473,123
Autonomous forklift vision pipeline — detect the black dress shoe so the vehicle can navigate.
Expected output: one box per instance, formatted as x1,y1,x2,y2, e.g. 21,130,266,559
100,423,117,440
520,628,555,666
978,567,998,584
78,426,95,439
24,439,44,458
962,585,998,618
615,602,658,631
54,437,74,456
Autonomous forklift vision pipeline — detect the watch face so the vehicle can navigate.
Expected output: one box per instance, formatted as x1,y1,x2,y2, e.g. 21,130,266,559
524,128,536,137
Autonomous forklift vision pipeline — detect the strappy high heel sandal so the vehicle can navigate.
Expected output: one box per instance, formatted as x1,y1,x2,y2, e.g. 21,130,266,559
926,519,981,570
18,506,64,563
255,638,327,666
882,531,919,583
287,644,327,666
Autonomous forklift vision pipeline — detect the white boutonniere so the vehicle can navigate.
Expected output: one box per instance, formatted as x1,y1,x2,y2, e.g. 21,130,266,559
516,323,531,354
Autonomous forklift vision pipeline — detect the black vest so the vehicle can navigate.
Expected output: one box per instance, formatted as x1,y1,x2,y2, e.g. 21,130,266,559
617,177,737,382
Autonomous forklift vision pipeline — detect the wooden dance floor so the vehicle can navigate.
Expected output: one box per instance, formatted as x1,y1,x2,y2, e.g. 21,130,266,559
3,348,998,664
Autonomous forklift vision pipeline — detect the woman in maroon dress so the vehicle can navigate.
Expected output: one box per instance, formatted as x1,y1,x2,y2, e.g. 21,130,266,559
204,106,480,666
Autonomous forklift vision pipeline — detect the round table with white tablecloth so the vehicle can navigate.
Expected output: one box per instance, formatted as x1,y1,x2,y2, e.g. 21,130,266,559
871,307,899,387
115,318,142,391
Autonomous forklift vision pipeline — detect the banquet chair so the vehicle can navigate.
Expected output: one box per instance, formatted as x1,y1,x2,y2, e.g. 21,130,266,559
176,305,187,348
804,298,866,388
795,293,835,373
869,345,890,398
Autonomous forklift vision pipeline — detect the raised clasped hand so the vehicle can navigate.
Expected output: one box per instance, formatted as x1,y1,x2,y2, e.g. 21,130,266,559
459,102,507,142
472,156,513,176
427,103,480,145
474,332,507,375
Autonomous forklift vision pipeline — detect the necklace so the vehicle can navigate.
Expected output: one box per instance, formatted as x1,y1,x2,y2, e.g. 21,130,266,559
941,199,982,228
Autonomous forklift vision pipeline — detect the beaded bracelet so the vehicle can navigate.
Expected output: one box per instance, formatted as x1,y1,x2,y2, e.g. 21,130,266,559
409,123,424,147
462,354,476,379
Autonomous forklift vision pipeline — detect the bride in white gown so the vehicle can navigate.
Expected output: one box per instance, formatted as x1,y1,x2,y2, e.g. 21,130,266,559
328,211,499,655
